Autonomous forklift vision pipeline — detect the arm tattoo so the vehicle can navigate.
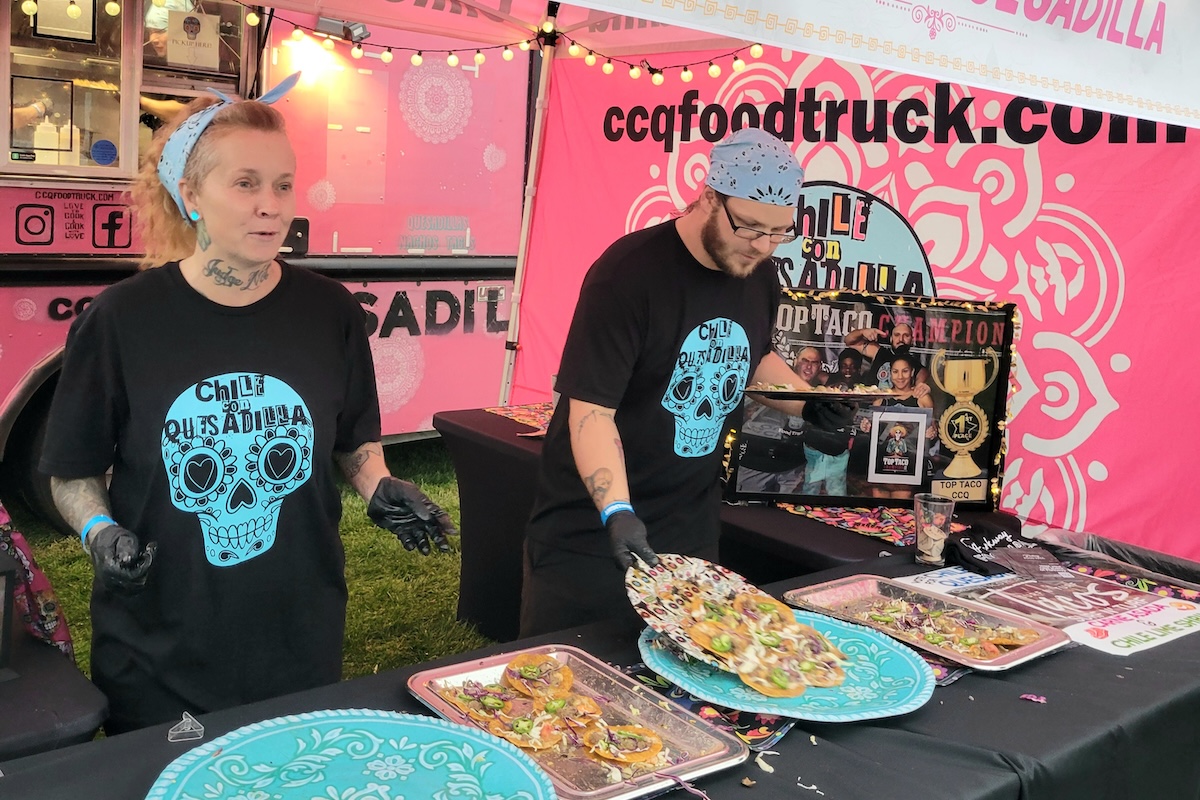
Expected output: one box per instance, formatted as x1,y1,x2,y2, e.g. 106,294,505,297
584,468,614,504
202,259,244,288
615,437,625,466
50,476,113,534
572,408,615,440
335,442,383,479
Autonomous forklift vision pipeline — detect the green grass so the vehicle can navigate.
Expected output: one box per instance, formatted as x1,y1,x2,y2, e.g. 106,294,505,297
4,439,492,680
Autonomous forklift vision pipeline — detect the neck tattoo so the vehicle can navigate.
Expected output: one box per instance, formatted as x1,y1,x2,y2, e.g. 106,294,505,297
202,259,243,288
242,264,272,291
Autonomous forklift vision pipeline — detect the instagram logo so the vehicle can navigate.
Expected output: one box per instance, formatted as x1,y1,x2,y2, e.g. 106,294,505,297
16,203,55,246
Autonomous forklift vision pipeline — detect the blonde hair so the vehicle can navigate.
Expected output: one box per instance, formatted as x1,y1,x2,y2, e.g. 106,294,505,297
131,96,288,268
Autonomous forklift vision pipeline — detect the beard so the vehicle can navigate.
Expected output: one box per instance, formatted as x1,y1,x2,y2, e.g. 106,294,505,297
700,209,773,278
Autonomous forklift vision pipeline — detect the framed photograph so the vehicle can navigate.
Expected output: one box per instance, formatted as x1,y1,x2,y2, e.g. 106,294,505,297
725,290,1017,509
34,0,95,42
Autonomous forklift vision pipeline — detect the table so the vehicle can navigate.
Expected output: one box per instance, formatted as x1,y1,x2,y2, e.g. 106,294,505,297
4,557,1198,800
0,631,107,761
433,407,1022,640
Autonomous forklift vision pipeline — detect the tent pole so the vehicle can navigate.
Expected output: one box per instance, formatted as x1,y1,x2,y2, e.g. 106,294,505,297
498,21,557,406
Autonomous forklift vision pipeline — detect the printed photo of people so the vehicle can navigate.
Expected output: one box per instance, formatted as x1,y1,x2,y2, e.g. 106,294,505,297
726,292,1016,508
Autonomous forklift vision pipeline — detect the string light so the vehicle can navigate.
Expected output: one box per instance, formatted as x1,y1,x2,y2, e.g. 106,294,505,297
291,25,304,40
351,43,363,59
66,0,82,19
518,40,531,51
446,52,459,66
584,50,596,67
567,42,582,57
650,70,665,86
732,56,746,72
708,61,721,78
502,46,514,61
410,51,423,66
602,59,614,75
104,0,120,15
749,43,764,58
245,9,259,26
680,66,693,83
322,36,335,51
380,47,393,63
628,64,642,79
474,50,485,65
20,0,37,14
541,20,555,33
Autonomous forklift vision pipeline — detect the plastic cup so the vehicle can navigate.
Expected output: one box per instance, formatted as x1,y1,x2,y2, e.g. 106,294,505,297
914,493,955,566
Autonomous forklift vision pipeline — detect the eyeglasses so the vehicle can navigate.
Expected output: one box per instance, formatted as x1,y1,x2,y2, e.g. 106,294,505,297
719,197,797,244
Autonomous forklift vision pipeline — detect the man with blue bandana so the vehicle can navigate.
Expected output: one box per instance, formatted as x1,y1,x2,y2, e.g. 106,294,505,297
521,128,812,637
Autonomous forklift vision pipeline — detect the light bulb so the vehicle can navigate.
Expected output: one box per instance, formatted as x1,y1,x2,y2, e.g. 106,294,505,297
474,50,485,65
567,42,581,57
351,43,363,59
151,0,165,6
602,59,614,75
65,0,82,19
245,10,259,26
20,0,37,14
651,71,664,86
447,52,459,67
380,48,393,63
541,20,554,33
707,61,721,78
680,66,693,83
628,65,641,79
104,0,119,15
291,26,304,40
410,51,423,66
749,43,764,58
584,51,596,67
322,36,335,50
732,56,746,72
502,47,514,61
518,40,531,51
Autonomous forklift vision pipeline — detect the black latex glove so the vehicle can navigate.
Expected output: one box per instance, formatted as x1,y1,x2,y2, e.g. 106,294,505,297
367,477,457,555
87,524,156,595
606,510,660,570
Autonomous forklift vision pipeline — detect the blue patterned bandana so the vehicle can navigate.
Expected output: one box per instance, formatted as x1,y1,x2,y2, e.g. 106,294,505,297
156,72,301,220
705,127,805,207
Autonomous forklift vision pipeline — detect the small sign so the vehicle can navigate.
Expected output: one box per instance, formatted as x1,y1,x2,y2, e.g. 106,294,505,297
167,11,219,70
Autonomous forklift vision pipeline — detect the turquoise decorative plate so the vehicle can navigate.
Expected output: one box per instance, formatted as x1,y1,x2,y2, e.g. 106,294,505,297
639,610,935,723
144,708,558,800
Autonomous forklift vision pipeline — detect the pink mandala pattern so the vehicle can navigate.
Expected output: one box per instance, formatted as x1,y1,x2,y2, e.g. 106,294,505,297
13,299,36,321
398,63,473,144
370,334,425,413
306,179,336,212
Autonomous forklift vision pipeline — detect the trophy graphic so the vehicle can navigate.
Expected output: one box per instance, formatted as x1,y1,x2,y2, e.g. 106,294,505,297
930,348,999,478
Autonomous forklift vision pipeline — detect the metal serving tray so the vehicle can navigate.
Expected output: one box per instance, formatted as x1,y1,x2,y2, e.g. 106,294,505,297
783,575,1071,671
408,644,749,800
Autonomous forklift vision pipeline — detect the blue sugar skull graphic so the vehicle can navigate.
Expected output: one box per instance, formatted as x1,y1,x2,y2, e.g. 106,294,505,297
161,373,313,567
661,318,751,457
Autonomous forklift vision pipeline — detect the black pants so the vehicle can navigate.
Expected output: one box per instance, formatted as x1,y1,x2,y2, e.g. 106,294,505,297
519,538,720,639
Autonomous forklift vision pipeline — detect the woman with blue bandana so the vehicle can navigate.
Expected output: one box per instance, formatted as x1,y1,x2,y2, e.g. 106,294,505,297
521,128,816,637
39,77,456,733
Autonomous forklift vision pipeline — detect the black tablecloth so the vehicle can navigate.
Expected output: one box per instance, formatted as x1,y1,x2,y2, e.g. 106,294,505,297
4,557,1199,800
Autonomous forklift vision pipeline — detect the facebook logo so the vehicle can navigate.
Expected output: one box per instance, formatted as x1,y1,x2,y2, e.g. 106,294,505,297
92,204,132,249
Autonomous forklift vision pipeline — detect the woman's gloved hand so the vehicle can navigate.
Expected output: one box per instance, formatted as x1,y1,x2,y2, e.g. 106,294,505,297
87,524,157,594
367,477,457,555
605,510,660,569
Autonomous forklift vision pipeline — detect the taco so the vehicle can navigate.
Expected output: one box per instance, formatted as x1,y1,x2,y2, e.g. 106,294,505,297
583,724,664,763
438,680,516,722
537,693,603,726
502,653,574,698
488,714,564,750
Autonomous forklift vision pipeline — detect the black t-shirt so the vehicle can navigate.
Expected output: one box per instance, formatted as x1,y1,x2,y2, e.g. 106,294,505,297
40,262,380,718
527,220,778,557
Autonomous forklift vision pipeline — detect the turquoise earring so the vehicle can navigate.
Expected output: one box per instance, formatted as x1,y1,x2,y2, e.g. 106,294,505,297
188,210,201,222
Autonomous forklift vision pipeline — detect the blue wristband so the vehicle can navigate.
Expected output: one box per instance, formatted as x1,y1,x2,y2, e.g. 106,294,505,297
80,514,116,546
600,501,634,525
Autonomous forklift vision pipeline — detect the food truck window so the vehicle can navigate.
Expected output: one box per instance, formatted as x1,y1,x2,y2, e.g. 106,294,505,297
9,0,124,169
142,0,242,78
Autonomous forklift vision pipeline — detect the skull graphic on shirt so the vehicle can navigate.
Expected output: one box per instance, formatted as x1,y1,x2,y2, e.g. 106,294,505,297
661,318,751,457
161,373,313,567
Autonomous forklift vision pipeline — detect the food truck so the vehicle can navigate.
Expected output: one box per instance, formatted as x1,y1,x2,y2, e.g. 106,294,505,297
1,1,529,531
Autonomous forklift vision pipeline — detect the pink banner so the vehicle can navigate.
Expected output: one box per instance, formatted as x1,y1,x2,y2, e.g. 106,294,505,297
514,49,1200,561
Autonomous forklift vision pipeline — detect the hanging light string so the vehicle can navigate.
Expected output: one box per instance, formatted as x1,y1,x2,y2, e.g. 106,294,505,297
233,1,764,77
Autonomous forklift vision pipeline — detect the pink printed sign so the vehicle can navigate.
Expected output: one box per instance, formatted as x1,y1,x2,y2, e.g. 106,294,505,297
513,48,1200,560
